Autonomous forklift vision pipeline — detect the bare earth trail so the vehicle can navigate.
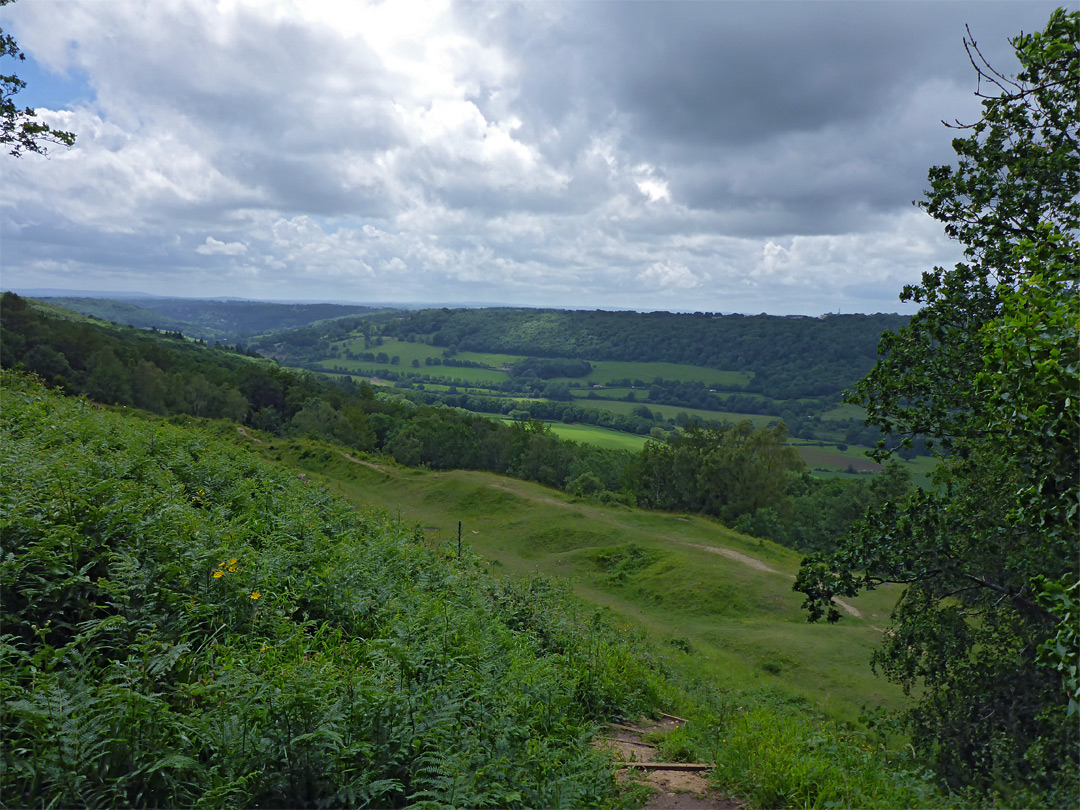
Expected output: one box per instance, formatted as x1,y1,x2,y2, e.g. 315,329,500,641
236,426,264,444
595,715,742,810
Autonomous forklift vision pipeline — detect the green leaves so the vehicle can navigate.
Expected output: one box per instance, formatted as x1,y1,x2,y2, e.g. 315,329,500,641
797,9,1079,799
0,3,77,158
1,369,668,807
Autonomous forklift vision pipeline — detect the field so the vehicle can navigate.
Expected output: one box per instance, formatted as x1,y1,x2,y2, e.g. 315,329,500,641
576,361,752,388
253,436,907,725
499,418,652,452
306,332,939,482
573,397,777,428
790,440,884,472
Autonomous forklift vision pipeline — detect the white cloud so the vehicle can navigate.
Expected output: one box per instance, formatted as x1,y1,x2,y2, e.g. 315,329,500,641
639,260,701,290
196,236,247,256
0,0,1051,314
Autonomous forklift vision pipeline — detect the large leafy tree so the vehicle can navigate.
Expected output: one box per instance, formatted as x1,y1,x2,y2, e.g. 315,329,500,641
0,0,76,157
795,8,1078,798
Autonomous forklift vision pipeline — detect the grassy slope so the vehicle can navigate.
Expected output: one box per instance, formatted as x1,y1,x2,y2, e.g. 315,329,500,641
2,372,668,809
253,437,906,725
496,419,652,452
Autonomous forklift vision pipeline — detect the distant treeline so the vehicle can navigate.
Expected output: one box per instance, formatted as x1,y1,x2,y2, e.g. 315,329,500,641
378,308,909,399
1,293,909,553
40,296,388,341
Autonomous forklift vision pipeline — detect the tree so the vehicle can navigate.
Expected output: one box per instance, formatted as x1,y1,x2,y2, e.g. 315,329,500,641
633,421,804,521
1,0,76,157
795,9,1078,799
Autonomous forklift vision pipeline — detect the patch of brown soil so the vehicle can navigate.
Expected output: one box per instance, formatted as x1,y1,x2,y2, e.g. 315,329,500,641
595,715,743,810
235,426,264,444
338,450,393,474
685,543,779,573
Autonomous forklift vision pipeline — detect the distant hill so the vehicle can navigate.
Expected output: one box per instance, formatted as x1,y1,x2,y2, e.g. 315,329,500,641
378,307,909,399
27,296,395,340
11,287,162,299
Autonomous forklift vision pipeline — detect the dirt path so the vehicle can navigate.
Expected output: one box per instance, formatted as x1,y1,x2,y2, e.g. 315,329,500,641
338,450,397,476
685,542,863,618
236,426,264,444
595,715,742,809
686,543,778,574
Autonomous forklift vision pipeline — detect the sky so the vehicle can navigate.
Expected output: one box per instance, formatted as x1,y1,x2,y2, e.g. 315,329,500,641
0,0,1064,315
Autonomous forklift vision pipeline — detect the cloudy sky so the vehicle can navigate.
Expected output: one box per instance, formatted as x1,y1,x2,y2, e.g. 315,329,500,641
0,0,1062,315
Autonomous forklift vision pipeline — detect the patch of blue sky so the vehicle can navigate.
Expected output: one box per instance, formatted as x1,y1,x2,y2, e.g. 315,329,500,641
5,52,95,111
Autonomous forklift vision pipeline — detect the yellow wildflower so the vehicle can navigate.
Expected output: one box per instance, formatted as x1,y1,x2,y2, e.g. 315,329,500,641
212,570,224,579
250,591,261,600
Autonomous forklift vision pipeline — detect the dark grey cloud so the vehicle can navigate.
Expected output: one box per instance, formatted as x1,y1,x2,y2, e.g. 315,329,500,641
476,0,1060,231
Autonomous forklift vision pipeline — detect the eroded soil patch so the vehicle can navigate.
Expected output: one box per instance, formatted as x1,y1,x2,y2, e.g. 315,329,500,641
595,715,742,810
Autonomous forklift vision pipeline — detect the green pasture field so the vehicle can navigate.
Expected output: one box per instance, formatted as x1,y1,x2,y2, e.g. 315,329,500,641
251,437,907,726
336,336,527,370
315,358,510,385
449,349,527,368
821,403,866,420
323,339,753,390
496,418,651,452
574,397,776,428
572,387,637,399
903,454,939,482
580,361,752,387
333,336,444,365
572,388,772,405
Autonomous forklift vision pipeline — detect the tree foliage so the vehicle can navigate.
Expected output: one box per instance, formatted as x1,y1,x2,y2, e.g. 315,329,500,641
633,422,804,523
796,9,1078,799
0,0,76,157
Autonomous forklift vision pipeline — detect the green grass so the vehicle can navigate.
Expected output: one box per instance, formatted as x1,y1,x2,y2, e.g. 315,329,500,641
266,449,946,810
316,358,510,385
332,337,544,375
821,402,866,420
323,339,755,391
498,419,651,452
903,453,940,483
574,397,776,427
333,336,445,365
572,387,638,399
580,361,752,387
258,440,906,727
